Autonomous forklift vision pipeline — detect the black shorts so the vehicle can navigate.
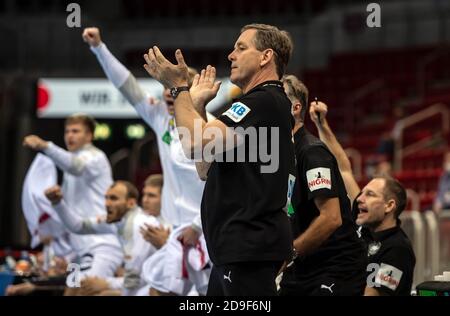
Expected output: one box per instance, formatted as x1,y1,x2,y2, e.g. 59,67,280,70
207,261,283,296
279,265,366,296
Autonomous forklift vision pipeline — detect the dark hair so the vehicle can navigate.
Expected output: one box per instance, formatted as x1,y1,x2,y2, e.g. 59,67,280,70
112,180,139,201
65,113,97,135
241,24,293,79
282,74,309,121
377,176,407,218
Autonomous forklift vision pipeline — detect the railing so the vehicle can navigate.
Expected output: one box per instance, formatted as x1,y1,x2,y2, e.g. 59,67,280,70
417,46,450,101
400,210,426,288
393,103,449,170
344,79,386,133
406,189,420,212
423,211,440,281
438,210,450,273
399,209,450,288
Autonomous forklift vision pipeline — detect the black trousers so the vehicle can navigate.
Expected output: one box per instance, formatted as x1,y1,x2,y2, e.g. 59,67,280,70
279,265,366,296
207,261,283,296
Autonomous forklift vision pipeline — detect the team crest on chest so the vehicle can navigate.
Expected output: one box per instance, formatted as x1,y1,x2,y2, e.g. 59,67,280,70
368,241,381,256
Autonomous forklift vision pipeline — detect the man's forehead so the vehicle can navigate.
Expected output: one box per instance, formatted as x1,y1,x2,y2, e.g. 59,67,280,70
364,178,385,193
65,123,84,130
107,184,127,196
143,185,158,192
236,29,257,45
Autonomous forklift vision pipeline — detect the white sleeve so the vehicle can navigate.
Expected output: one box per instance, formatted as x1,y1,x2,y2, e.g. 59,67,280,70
90,43,167,132
90,43,130,88
43,142,85,176
53,200,84,233
53,200,116,235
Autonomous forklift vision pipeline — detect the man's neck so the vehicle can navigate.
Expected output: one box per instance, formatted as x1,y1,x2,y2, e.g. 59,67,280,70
241,69,279,94
372,218,397,233
292,121,304,135
144,209,160,217
70,142,92,153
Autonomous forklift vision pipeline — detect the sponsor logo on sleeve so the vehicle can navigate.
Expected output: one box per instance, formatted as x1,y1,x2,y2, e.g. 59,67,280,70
306,167,331,191
375,263,403,291
223,102,251,122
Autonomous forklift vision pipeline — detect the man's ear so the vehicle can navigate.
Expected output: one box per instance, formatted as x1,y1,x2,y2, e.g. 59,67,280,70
87,131,94,142
385,199,396,216
292,101,302,116
260,49,274,67
127,198,136,209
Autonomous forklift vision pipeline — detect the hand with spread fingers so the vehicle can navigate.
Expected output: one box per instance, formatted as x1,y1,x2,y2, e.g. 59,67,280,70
143,47,190,89
190,65,222,108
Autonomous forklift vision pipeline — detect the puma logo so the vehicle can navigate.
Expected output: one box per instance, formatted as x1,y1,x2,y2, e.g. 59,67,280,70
320,283,335,293
224,271,232,283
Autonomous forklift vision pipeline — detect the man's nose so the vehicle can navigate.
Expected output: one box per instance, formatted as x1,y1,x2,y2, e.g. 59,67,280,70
357,195,364,204
228,51,235,62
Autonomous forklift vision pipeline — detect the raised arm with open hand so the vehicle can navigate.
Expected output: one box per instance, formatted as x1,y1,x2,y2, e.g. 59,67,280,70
143,47,190,89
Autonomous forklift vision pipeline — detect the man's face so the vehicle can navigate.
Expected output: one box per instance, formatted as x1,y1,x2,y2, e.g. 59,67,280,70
356,178,389,228
163,88,175,115
141,185,161,217
228,29,263,88
104,184,130,223
64,123,92,152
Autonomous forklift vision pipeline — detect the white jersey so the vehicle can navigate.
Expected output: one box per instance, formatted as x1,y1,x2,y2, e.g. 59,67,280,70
54,202,160,294
135,101,205,228
43,142,122,255
91,43,204,229
141,223,210,295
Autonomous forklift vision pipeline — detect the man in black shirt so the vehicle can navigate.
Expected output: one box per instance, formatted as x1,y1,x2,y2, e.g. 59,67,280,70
143,24,296,296
310,101,416,295
279,75,366,296
355,178,416,295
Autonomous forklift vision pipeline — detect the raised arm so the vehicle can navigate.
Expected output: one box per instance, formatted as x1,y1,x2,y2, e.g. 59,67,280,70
83,27,147,107
189,66,222,179
309,102,360,203
23,136,93,176
44,185,115,235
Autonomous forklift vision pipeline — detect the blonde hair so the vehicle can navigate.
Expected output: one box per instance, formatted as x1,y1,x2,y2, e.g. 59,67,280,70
282,74,309,121
65,113,97,134
144,174,163,190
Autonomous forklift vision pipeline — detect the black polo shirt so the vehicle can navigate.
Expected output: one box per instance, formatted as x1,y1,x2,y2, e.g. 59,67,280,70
201,80,295,266
290,127,366,278
363,224,416,296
